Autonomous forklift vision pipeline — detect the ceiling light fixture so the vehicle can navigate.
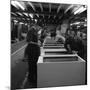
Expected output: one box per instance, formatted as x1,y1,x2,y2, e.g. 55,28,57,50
29,14,33,18
11,1,25,10
74,6,87,15
23,13,28,17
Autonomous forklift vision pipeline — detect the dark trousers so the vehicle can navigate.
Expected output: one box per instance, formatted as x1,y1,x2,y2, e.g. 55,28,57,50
28,62,37,82
28,61,37,87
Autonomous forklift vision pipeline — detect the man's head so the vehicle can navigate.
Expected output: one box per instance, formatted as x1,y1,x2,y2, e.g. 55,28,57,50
70,30,75,38
26,27,38,43
76,31,81,38
82,33,87,40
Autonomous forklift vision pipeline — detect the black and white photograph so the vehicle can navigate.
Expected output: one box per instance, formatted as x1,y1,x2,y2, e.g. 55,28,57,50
11,0,87,89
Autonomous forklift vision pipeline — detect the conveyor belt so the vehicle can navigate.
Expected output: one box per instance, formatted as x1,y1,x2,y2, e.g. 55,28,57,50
43,56,78,62
43,46,64,49
45,51,68,55
44,44,64,46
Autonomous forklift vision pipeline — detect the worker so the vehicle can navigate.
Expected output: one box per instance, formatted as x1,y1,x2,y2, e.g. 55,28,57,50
24,26,40,87
50,30,56,40
64,30,84,58
55,26,65,44
74,31,84,58
64,30,76,54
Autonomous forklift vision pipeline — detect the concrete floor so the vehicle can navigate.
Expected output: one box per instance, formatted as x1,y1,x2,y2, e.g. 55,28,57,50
11,42,44,89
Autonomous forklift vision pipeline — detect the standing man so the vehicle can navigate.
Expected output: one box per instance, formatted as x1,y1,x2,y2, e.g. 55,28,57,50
64,30,76,54
24,26,40,87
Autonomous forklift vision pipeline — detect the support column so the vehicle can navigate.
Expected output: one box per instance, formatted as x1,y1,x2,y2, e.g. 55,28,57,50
17,23,22,41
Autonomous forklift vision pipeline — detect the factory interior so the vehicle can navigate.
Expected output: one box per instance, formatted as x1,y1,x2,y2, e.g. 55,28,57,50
11,0,87,89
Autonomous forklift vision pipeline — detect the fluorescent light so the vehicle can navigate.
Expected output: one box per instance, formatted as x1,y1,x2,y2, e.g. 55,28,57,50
11,12,17,16
84,24,87,27
74,6,86,15
15,1,25,10
74,22,80,24
25,23,27,25
20,22,24,24
24,13,28,16
72,5,81,13
14,20,18,23
11,1,17,8
29,14,33,18
28,2,35,11
78,7,86,14
35,19,37,23
17,12,22,16
77,26,80,28
70,22,80,25
85,18,87,21
70,23,73,26
38,30,41,34
72,22,80,25
11,1,25,10
74,7,83,14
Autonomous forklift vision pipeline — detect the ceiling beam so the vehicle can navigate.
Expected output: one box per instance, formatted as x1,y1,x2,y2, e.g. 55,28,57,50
64,5,74,13
49,4,51,13
57,5,62,13
38,3,44,18
39,3,43,12
72,5,82,14
28,2,36,11
11,1,25,10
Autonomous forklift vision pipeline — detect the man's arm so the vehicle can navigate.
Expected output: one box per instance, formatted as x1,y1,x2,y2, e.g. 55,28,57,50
67,44,72,53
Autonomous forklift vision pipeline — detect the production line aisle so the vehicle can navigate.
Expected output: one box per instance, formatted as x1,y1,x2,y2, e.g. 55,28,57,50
11,40,27,54
11,43,28,89
11,37,86,89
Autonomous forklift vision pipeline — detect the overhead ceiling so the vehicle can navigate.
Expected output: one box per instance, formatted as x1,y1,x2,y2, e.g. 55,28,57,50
11,0,87,25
